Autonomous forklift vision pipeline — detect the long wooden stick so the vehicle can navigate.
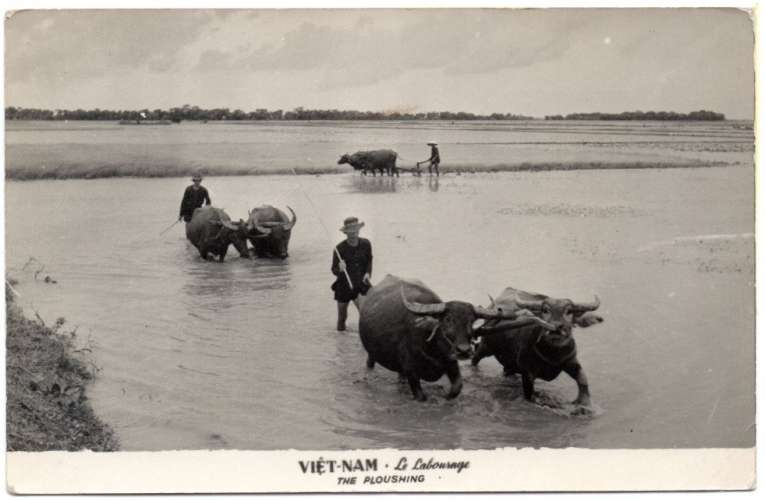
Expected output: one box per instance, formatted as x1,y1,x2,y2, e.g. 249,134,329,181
159,219,181,236
334,247,354,290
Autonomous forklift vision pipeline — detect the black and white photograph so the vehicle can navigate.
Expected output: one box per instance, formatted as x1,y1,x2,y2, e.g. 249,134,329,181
3,4,757,493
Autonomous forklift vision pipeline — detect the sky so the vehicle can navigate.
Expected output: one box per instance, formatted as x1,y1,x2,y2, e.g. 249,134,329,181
3,8,756,118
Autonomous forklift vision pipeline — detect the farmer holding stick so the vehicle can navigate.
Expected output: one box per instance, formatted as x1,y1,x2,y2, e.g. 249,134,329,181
331,216,373,331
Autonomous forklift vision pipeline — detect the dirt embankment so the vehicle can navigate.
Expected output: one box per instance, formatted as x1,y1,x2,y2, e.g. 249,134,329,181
5,282,119,451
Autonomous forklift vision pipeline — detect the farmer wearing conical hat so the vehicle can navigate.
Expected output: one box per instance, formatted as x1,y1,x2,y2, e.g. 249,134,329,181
331,216,373,331
178,172,212,223
416,141,440,177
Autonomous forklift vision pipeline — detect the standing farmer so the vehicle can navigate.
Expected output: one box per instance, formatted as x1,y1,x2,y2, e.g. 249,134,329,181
331,217,373,331
417,141,440,176
178,173,211,222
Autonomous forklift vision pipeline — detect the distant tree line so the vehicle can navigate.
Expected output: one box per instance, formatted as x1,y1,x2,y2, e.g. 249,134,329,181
544,110,725,121
4,105,534,122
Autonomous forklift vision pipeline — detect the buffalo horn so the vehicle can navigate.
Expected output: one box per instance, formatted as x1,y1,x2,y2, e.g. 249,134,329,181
220,220,239,231
487,294,496,309
400,287,446,315
472,305,519,320
284,206,297,230
254,224,272,235
475,316,557,337
571,296,601,313
514,298,545,311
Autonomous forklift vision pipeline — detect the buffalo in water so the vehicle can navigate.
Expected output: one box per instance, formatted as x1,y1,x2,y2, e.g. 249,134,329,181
338,150,399,177
185,206,250,262
472,287,603,407
246,205,297,259
358,275,551,402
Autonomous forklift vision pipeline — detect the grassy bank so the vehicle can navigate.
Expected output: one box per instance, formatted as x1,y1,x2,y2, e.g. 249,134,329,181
4,160,734,181
6,284,119,451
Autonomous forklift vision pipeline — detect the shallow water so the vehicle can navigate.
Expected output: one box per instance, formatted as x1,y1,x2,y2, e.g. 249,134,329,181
5,167,754,450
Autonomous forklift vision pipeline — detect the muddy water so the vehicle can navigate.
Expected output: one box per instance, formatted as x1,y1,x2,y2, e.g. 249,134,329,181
5,167,754,450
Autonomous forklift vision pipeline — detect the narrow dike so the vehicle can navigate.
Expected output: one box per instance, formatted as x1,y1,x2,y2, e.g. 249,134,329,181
5,282,119,451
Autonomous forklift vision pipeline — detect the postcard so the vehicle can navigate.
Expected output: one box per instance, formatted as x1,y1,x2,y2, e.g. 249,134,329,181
4,6,756,493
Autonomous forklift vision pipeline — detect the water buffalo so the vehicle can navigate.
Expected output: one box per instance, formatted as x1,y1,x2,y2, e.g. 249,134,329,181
338,150,399,177
471,287,603,407
358,275,542,402
245,205,297,259
185,206,251,262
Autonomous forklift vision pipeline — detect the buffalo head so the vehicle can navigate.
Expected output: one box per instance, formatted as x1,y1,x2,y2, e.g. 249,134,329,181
515,295,601,339
210,218,250,259
247,206,297,259
401,287,522,359
338,154,350,165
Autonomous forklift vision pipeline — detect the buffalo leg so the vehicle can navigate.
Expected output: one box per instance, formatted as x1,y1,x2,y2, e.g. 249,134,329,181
445,362,463,399
471,342,491,366
407,375,427,402
563,362,591,406
366,354,375,369
521,373,536,401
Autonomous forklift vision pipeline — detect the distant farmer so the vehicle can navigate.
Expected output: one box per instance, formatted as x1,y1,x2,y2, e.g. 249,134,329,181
331,216,373,331
417,141,440,176
178,173,211,222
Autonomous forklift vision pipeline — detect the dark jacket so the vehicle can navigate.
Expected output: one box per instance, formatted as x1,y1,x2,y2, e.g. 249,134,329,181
429,145,440,164
179,185,211,222
331,238,373,300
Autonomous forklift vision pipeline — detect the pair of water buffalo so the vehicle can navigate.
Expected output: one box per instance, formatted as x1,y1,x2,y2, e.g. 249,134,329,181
338,150,399,177
359,275,603,406
185,205,297,262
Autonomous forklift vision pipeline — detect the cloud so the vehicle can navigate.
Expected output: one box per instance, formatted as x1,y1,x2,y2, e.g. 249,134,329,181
5,10,215,82
216,10,594,89
195,49,236,72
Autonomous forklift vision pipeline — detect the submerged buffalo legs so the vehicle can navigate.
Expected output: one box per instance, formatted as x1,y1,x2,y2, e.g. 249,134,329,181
445,362,463,399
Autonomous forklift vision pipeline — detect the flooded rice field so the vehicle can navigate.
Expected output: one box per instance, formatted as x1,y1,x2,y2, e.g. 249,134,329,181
5,164,754,450
4,119,754,178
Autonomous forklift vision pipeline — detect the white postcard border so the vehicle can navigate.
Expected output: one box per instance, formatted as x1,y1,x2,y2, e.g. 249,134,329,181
6,448,756,493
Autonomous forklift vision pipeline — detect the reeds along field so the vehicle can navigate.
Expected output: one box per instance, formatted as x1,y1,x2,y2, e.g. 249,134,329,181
5,282,119,451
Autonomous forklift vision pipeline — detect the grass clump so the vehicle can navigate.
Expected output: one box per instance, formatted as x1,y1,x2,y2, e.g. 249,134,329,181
5,283,119,451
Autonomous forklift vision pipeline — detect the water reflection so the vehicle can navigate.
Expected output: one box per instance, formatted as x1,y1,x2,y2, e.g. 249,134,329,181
346,175,400,193
343,173,448,194
181,257,293,315
428,176,440,192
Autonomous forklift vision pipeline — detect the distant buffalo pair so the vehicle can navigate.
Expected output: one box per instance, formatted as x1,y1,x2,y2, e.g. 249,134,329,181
359,275,603,407
338,149,399,177
185,205,296,262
